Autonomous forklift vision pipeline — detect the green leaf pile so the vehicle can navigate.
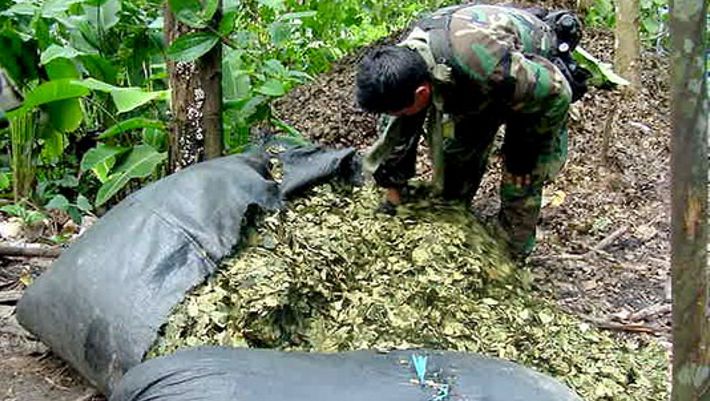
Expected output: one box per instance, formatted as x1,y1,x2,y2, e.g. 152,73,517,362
150,184,668,401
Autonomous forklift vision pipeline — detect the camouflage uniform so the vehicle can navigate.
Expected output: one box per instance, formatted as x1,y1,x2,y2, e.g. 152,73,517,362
364,4,572,257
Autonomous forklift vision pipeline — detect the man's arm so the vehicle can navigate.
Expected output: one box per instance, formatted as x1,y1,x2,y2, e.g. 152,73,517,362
364,111,427,204
502,52,572,182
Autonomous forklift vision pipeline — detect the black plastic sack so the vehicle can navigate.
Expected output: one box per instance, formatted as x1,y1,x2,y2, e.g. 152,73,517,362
279,146,361,198
16,147,358,394
111,347,582,401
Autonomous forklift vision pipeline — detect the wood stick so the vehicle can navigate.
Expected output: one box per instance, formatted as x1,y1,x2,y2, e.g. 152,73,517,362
0,290,22,303
590,225,628,252
580,314,664,335
530,226,629,262
628,303,672,321
0,245,61,258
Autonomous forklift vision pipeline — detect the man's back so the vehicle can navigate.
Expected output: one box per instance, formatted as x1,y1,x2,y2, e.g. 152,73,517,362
409,4,564,115
446,5,554,80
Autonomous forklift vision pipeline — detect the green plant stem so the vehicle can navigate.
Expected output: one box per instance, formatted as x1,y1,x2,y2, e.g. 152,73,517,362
9,111,38,202
83,95,122,129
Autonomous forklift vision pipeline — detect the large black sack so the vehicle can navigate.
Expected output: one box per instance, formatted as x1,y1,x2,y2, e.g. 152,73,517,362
16,147,358,394
111,347,582,401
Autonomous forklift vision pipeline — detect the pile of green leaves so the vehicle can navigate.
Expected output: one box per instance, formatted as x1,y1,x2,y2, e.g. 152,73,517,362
151,184,668,401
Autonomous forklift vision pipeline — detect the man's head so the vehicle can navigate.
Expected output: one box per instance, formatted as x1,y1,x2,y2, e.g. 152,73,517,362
356,46,432,116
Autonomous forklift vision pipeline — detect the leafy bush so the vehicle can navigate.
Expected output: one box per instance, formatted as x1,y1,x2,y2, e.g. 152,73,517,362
584,0,669,50
0,0,169,212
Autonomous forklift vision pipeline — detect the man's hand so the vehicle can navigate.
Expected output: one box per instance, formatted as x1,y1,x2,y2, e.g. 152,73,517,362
385,187,402,205
376,188,403,216
502,172,532,189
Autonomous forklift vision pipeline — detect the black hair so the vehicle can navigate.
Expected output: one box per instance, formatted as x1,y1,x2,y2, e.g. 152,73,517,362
355,46,430,114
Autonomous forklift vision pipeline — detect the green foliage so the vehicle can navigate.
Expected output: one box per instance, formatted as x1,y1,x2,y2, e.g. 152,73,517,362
80,143,127,177
93,144,166,206
45,193,92,223
76,78,169,114
639,0,669,48
0,203,46,225
166,32,220,62
8,110,38,200
0,0,457,211
8,79,89,117
168,0,218,28
0,172,11,192
574,47,631,88
78,142,167,206
0,0,168,211
584,0,669,49
213,0,455,152
1,0,658,220
98,117,166,140
584,0,615,28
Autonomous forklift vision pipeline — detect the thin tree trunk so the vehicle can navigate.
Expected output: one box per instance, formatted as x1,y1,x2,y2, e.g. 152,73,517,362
9,110,37,201
670,0,709,399
164,2,223,172
614,0,641,89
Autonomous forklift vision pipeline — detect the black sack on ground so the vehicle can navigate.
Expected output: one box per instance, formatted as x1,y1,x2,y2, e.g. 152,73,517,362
15,147,358,395
111,347,582,401
279,146,361,198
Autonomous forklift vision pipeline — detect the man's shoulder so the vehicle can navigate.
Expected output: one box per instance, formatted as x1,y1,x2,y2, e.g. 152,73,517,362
445,4,554,76
445,6,516,82
448,4,542,31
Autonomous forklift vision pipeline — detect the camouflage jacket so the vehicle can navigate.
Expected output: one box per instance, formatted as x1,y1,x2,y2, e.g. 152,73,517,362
364,4,572,187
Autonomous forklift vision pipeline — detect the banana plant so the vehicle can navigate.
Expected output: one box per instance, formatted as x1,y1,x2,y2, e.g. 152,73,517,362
0,0,169,208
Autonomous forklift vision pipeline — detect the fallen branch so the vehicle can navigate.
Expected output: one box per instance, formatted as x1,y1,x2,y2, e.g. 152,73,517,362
531,252,590,261
74,391,100,401
44,376,71,391
0,244,62,258
580,314,664,335
590,225,628,253
530,226,629,262
0,290,22,304
628,303,672,321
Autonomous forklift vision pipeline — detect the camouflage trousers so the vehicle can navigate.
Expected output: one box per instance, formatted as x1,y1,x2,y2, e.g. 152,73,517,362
435,107,568,258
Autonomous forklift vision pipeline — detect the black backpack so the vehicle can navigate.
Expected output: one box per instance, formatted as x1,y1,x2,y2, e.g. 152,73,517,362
540,9,593,102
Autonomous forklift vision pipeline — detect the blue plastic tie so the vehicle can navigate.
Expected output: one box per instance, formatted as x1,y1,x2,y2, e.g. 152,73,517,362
411,354,428,385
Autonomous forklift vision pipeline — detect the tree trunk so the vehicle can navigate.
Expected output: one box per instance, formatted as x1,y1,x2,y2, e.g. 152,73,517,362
670,0,709,400
614,0,641,89
165,2,223,172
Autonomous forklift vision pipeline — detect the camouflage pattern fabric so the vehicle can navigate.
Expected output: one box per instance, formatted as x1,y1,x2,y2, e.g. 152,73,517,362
364,4,572,257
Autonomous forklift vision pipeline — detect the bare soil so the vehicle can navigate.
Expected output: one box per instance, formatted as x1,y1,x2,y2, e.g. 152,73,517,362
0,257,103,401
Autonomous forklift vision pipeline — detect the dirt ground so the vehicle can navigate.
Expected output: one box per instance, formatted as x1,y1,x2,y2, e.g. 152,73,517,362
0,14,674,401
0,257,102,401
